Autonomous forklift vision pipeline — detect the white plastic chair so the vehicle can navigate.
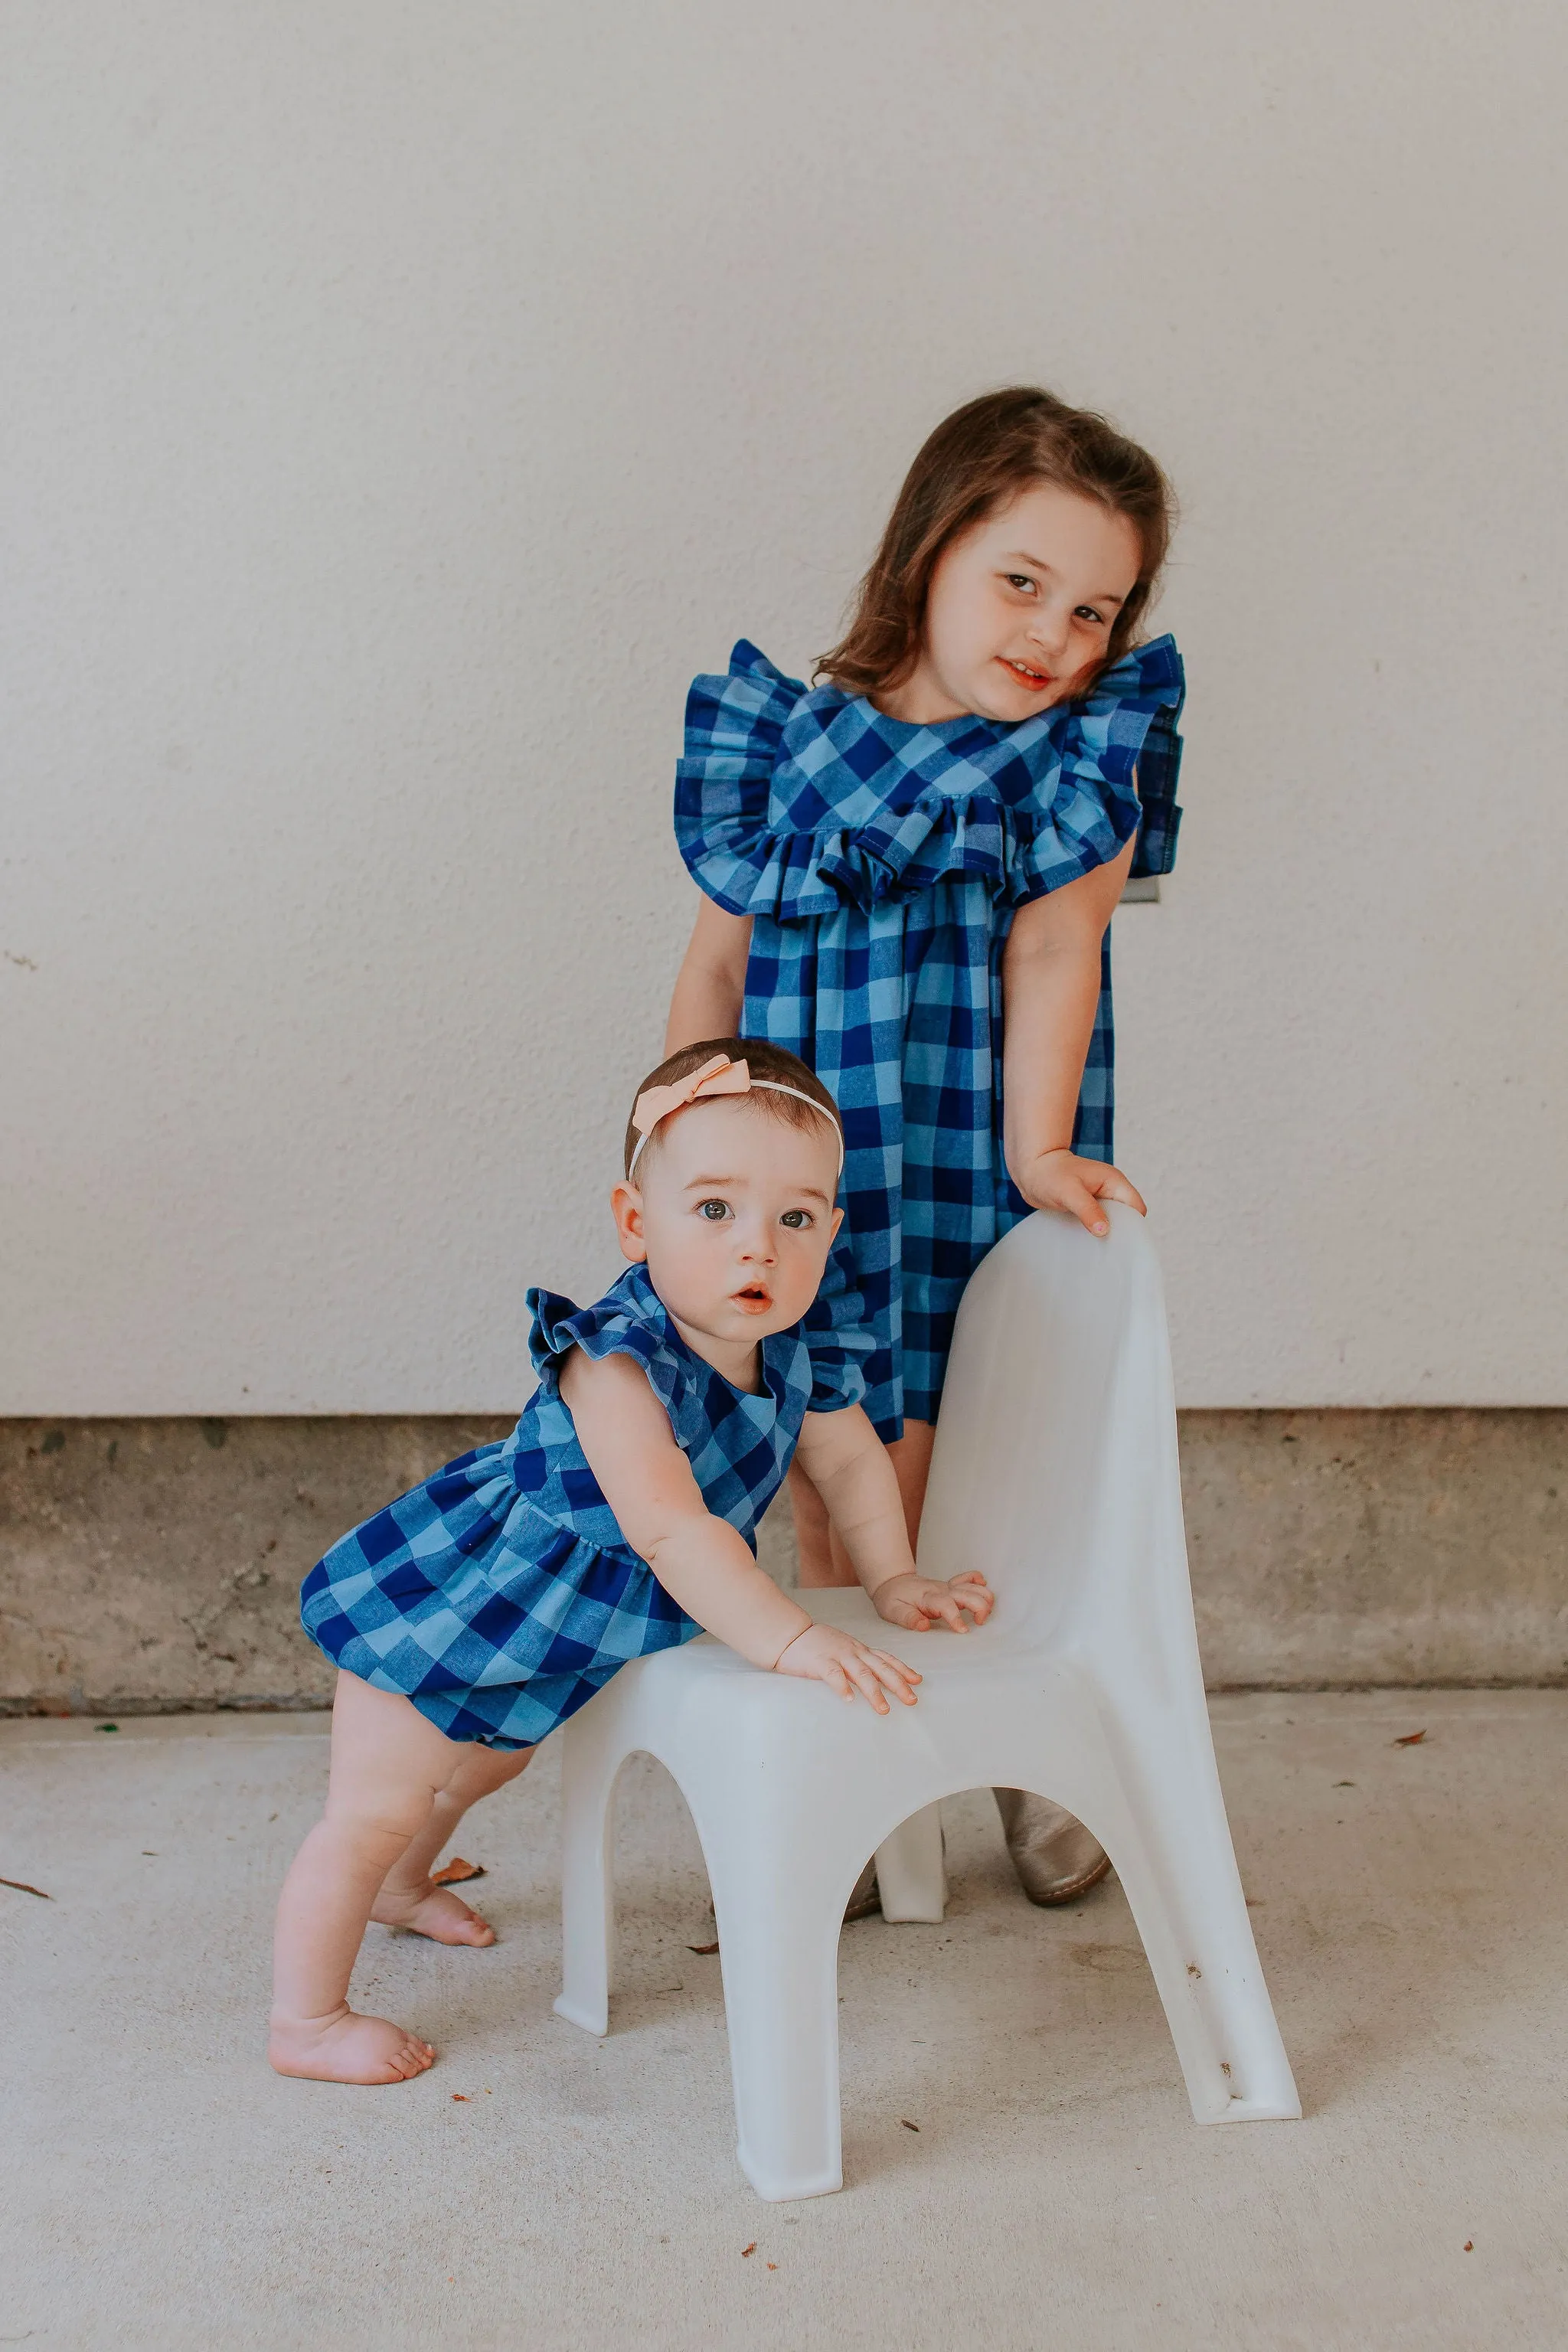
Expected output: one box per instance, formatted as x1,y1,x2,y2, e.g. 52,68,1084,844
554,1206,1300,2198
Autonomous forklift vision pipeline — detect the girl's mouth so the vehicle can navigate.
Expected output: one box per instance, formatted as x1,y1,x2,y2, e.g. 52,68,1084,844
998,656,1054,691
732,1282,773,1315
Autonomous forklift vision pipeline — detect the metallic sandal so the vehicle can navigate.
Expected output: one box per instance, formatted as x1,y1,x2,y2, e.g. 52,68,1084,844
994,1788,1112,1904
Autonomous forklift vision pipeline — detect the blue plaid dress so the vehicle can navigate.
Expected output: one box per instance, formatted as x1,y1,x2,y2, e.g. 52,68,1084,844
675,636,1184,1438
299,1263,867,1747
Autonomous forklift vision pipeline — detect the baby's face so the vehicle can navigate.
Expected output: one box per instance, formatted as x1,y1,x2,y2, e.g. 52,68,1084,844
612,1099,843,1357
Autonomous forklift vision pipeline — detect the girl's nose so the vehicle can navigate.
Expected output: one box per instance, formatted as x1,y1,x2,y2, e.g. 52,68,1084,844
1027,606,1073,661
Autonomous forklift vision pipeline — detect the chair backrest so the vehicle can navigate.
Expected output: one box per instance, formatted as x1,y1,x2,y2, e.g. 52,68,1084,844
917,1206,1197,1690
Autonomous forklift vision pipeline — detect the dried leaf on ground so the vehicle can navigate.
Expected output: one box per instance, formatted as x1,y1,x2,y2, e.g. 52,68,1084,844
451,2093,469,2102
431,1857,485,1885
1,1876,51,1899
901,2118,920,2132
740,2243,756,2259
687,1941,720,1955
1393,1730,1427,1747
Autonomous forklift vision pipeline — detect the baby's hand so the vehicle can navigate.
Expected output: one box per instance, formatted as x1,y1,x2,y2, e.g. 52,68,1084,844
773,1624,922,1712
870,1570,994,1634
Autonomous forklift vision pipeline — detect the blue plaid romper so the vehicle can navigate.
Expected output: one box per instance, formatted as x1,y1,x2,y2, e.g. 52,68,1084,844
299,1263,868,1747
675,636,1185,1439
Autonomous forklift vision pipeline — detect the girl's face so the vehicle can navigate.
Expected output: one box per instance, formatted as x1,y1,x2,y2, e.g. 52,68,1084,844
612,1100,844,1380
878,482,1142,727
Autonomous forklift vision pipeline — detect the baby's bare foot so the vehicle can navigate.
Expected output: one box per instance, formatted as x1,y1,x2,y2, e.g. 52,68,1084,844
371,1882,497,1946
270,2006,434,2085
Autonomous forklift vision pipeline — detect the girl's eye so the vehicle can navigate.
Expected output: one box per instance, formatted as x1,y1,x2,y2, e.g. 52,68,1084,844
697,1198,732,1222
779,1208,813,1230
1004,573,1037,594
1074,606,1107,626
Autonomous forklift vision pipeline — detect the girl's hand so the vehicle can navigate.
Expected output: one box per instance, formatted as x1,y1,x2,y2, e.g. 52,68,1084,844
773,1625,922,1712
1013,1148,1145,1236
870,1570,994,1633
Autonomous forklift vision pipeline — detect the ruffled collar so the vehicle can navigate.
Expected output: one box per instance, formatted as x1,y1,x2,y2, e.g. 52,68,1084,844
675,635,1184,920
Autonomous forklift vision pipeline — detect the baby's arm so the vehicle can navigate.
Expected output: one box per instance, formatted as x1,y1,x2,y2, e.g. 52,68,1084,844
1001,835,1147,1235
793,1406,993,1635
665,894,753,1054
560,1349,920,1710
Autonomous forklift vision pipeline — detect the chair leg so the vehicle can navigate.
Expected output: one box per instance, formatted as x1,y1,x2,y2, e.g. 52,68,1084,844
706,1828,854,2200
874,1801,946,1922
1093,1730,1301,2125
552,1726,624,2038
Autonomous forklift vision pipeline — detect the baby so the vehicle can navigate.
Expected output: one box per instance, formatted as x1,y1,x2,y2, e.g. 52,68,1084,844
270,1037,991,2084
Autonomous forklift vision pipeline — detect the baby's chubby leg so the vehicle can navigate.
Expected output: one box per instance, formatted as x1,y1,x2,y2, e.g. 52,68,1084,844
269,1672,529,2086
371,1736,533,1945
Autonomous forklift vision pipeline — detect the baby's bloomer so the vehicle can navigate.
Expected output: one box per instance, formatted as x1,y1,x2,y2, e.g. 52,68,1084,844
301,1261,871,1749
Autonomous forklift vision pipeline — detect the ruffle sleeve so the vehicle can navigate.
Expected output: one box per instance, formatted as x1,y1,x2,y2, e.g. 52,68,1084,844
1074,635,1185,880
674,638,1185,920
799,1240,874,1414
526,1278,682,1426
674,641,803,918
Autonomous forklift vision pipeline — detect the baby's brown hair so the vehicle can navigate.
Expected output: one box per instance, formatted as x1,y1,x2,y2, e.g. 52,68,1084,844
624,1038,841,1178
818,385,1174,698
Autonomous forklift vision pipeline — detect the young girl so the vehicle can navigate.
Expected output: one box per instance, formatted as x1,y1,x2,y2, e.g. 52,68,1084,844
271,1039,991,2085
666,387,1183,1908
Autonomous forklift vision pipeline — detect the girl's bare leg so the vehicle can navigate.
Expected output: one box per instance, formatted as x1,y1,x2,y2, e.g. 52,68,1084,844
371,1740,533,1945
270,1672,531,2086
789,1419,936,1585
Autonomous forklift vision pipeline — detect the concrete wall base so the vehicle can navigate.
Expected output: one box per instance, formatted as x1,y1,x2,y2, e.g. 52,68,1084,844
2,1411,1563,1713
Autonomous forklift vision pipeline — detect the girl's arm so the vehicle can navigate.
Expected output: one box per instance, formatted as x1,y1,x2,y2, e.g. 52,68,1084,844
794,1406,993,1634
1001,836,1148,1235
665,893,753,1054
560,1348,920,1708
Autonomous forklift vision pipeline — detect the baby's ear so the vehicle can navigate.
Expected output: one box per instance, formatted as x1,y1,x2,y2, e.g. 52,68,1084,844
610,1181,648,1263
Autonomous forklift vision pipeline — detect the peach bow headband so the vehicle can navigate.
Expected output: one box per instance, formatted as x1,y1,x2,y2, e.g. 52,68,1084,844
629,1054,845,1178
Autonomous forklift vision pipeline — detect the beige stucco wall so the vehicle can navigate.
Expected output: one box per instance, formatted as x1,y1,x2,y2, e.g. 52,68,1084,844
2,2,1564,1413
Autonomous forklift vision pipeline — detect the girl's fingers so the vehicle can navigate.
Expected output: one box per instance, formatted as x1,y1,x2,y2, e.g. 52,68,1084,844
1098,1166,1148,1217
1057,1176,1109,1236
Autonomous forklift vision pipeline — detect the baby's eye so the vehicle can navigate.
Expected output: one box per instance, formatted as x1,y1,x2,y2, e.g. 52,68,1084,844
779,1208,813,1230
696,1198,732,1222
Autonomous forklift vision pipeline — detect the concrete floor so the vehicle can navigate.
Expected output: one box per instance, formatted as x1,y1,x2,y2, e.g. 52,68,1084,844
5,1694,1568,2350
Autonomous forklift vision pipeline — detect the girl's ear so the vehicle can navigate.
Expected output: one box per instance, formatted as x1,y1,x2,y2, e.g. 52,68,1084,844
611,1181,648,1263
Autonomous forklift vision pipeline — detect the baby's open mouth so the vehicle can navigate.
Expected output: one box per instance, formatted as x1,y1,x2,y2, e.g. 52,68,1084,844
732,1283,773,1315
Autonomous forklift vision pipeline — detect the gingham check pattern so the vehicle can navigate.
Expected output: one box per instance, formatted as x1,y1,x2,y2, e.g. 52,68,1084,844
675,637,1185,1436
300,1265,866,1749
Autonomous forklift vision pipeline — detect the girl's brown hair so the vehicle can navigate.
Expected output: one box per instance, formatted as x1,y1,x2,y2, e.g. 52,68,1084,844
623,1037,840,1178
818,386,1174,698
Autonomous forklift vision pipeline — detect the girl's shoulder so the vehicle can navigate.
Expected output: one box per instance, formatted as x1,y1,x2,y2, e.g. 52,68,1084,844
675,637,1186,920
